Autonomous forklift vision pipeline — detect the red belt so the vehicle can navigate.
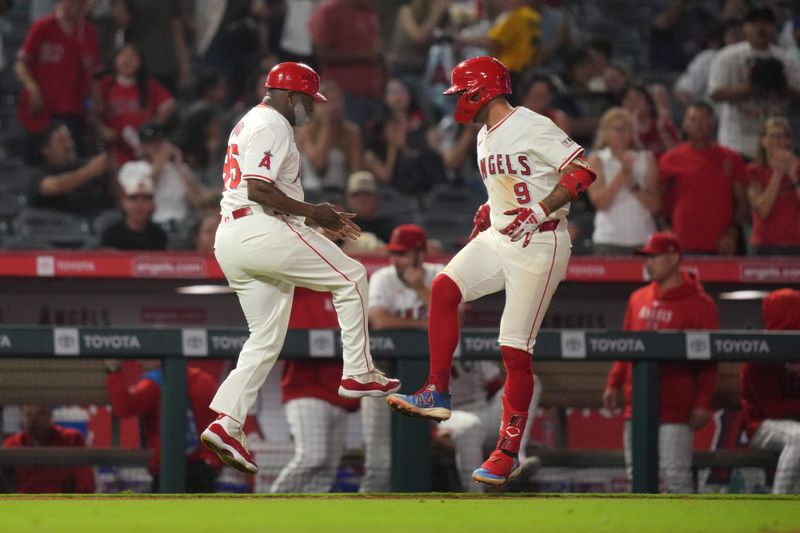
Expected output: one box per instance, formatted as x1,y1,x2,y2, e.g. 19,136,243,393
232,207,253,219
539,219,560,232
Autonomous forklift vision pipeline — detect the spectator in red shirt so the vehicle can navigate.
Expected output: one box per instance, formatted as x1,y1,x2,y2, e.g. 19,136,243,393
2,405,95,493
659,101,749,254
741,288,800,494
745,116,800,255
603,232,719,493
270,287,360,493
92,44,176,166
104,360,220,492
310,0,384,126
14,0,100,145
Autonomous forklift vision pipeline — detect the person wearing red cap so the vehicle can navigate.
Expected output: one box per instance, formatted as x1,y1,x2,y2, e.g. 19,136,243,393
603,232,719,493
364,224,485,492
741,288,800,493
200,62,400,476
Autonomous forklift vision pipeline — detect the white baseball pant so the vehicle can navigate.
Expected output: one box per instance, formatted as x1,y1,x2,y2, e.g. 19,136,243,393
458,375,542,459
750,419,800,494
210,210,374,424
623,421,694,493
437,410,486,492
359,396,391,492
359,397,486,493
270,398,347,493
441,226,570,353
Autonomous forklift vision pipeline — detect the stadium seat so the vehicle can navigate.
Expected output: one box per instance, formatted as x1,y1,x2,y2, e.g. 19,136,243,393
12,207,95,249
378,186,422,225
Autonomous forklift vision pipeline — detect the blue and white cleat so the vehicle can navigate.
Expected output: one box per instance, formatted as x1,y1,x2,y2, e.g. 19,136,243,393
386,385,452,422
472,450,522,486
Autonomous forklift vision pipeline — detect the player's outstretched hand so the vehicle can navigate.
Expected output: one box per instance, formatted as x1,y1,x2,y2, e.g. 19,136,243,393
500,203,548,248
310,203,362,242
468,202,491,241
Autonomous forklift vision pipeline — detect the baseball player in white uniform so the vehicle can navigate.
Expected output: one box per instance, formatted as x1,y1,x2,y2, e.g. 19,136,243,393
200,62,400,475
361,224,484,493
388,56,596,486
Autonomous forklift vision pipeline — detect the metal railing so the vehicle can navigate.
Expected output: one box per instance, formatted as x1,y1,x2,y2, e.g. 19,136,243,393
1,326,798,493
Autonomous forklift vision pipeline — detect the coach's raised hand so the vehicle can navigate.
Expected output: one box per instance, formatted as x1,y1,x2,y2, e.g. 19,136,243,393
310,203,362,241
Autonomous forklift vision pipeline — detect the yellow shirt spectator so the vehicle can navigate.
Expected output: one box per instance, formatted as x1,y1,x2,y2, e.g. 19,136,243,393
487,5,541,72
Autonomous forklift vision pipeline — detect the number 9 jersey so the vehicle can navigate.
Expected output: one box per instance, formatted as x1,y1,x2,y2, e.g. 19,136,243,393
475,106,583,230
220,103,304,215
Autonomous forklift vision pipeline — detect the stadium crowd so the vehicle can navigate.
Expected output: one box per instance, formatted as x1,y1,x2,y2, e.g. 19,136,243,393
0,0,797,255
1,0,800,495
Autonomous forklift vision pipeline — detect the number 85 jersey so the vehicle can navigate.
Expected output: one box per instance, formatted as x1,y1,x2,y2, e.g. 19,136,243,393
220,104,303,214
476,106,583,231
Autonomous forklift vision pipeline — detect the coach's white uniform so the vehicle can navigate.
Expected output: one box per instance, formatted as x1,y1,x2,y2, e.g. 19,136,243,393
443,106,577,353
210,103,375,425
362,262,485,493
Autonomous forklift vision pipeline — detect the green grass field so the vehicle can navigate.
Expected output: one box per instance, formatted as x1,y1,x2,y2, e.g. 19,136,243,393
3,494,800,533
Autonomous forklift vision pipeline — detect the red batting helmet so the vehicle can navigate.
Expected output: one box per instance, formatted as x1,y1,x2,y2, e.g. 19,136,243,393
265,62,327,102
443,56,511,124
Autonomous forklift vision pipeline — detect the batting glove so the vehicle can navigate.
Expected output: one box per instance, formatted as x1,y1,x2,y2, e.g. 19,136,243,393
500,203,549,247
468,202,491,241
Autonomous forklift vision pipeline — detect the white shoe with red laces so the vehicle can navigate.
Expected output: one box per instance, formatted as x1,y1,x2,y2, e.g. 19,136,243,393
200,416,258,475
338,369,401,399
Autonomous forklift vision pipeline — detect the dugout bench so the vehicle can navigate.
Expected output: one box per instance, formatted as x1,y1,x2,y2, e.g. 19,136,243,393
531,361,778,487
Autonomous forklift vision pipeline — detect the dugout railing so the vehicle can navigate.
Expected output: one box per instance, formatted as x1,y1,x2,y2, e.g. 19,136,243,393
0,326,798,493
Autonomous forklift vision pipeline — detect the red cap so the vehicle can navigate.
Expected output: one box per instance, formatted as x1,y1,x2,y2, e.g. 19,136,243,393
386,224,427,253
635,232,682,256
762,288,800,330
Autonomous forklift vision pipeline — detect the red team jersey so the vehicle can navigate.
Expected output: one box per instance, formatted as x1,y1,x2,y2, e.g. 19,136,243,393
658,143,746,253
17,14,100,131
740,363,800,437
744,162,800,247
606,272,719,423
96,75,174,165
281,288,360,411
3,425,96,493
106,366,220,474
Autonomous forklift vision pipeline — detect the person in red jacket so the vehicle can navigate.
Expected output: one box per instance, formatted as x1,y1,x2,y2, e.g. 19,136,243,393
741,288,800,494
603,232,719,493
269,287,360,493
2,405,95,493
105,361,220,492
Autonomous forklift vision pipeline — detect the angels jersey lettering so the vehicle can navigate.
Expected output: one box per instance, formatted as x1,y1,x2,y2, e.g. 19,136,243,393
476,107,583,230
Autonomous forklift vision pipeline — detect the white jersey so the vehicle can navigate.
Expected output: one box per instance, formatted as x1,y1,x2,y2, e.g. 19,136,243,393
220,104,304,214
369,262,444,319
475,106,583,230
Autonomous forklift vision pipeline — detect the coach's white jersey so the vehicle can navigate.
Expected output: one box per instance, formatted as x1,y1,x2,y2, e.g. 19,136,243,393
369,263,444,319
476,106,583,230
220,104,303,213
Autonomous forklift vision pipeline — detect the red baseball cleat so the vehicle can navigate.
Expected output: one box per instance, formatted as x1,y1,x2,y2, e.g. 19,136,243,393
200,417,258,475
338,369,401,398
472,450,522,486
